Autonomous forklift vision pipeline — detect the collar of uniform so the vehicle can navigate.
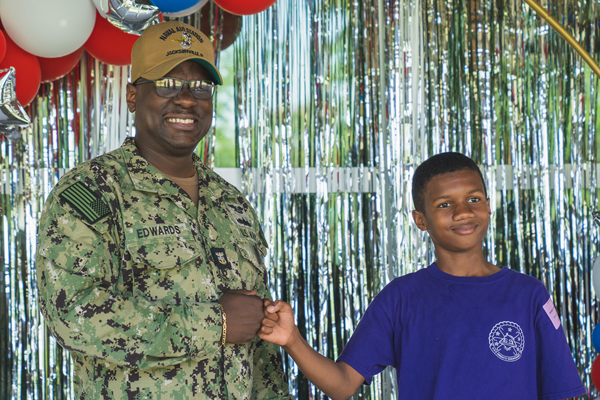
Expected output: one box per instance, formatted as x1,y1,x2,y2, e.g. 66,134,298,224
120,137,202,195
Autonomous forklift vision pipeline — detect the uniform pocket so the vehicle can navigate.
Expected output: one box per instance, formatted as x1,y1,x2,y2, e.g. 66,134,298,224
235,240,265,272
126,236,200,269
207,237,265,289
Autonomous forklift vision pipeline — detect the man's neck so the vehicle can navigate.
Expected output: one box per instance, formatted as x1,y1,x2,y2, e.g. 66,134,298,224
134,138,197,178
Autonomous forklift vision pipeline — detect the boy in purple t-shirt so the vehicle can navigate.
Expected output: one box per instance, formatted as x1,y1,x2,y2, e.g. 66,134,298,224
259,153,585,400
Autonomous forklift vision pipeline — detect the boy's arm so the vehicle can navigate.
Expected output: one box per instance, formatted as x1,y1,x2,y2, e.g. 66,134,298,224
259,300,365,400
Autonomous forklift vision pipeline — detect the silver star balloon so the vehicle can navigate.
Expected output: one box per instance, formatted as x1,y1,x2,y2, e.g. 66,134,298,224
107,0,160,36
2,127,22,142
0,67,31,141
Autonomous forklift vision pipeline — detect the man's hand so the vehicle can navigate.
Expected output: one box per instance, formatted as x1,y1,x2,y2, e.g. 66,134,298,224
258,299,298,348
218,289,263,344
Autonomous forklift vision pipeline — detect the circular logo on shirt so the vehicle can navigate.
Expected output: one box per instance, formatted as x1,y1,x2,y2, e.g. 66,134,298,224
488,321,525,362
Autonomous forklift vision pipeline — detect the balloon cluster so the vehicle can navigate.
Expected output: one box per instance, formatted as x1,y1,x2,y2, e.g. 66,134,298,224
0,0,277,135
154,0,278,16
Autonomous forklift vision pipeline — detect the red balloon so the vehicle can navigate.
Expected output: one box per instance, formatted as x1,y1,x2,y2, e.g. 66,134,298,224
212,0,276,15
593,354,600,390
0,32,41,106
0,31,6,65
38,47,84,83
84,11,139,66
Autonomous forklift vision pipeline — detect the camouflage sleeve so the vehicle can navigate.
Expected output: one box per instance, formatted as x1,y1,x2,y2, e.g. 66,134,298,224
36,189,223,370
251,256,291,398
251,337,292,399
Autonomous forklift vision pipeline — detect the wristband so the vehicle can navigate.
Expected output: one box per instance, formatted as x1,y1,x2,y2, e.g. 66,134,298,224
218,303,227,347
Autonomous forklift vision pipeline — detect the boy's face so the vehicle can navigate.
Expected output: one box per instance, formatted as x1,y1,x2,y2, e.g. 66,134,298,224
412,169,491,255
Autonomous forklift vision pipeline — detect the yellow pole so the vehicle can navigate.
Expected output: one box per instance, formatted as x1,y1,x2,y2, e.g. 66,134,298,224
523,0,600,78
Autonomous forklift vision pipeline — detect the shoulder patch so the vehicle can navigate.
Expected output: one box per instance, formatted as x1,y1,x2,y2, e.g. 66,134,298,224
59,181,111,224
542,297,561,330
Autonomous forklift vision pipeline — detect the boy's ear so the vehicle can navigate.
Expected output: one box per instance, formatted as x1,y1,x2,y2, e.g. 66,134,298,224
412,210,428,231
486,198,491,216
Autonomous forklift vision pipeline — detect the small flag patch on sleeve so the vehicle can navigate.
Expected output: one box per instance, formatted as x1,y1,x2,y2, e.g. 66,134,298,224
542,297,561,330
59,181,111,224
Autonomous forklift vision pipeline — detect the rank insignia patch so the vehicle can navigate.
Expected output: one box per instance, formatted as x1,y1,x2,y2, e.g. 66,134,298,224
211,247,231,270
59,182,111,224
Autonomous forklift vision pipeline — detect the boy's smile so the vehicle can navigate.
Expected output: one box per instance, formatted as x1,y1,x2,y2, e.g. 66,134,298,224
412,169,493,273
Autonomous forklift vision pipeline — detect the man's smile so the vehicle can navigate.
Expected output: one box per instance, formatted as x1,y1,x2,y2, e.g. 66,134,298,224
166,117,195,124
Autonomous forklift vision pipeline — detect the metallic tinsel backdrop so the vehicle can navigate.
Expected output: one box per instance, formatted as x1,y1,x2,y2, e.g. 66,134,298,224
1,0,598,399
234,0,597,398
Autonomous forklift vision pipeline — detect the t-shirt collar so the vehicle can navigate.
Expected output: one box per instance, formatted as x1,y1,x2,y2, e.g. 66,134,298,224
427,262,509,284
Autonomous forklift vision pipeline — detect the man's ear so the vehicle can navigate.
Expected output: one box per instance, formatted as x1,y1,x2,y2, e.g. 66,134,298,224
412,210,428,231
126,83,137,112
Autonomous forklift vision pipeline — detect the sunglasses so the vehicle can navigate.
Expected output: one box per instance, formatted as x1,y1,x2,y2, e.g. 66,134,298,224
134,77,216,100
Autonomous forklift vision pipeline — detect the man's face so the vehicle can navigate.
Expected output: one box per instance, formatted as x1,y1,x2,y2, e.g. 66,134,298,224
412,169,491,256
126,60,213,157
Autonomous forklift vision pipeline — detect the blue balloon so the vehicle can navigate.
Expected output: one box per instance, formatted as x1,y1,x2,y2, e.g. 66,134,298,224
150,0,200,13
593,324,600,353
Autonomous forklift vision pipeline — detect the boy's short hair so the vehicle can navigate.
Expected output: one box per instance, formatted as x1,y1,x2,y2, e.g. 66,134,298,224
412,152,487,212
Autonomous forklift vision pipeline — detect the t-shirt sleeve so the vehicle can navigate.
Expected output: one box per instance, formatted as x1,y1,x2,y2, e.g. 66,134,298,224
534,295,585,400
337,290,400,384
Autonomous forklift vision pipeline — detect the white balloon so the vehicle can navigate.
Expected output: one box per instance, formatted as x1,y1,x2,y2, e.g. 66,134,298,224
91,0,110,17
593,257,600,298
0,0,96,58
162,0,209,17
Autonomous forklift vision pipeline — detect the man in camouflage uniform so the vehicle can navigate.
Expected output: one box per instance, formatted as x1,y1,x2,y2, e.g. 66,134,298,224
36,21,290,399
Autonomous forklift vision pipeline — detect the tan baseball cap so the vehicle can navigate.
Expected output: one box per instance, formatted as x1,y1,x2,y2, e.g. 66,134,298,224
131,21,222,85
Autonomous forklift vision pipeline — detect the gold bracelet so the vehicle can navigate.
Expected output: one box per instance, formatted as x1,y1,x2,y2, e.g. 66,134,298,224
218,303,227,347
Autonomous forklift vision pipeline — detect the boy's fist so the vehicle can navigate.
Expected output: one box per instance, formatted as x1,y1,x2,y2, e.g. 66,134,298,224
258,299,298,348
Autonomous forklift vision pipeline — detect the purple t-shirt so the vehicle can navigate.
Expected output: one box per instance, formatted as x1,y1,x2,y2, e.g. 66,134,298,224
337,263,585,400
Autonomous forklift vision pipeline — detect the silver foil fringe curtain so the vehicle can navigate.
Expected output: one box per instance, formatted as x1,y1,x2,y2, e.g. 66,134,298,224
1,0,599,399
234,0,598,398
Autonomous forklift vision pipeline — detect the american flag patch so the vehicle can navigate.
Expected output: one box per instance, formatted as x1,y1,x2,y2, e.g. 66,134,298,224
59,182,110,224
